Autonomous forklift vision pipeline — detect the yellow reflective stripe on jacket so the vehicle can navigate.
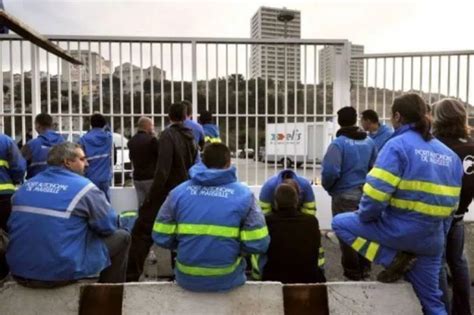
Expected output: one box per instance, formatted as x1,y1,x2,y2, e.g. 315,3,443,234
0,159,9,168
0,183,15,191
398,180,461,197
301,201,316,216
351,236,380,262
370,167,461,198
363,183,391,202
204,136,221,143
369,167,401,187
390,198,454,217
120,211,137,218
240,226,268,241
179,224,239,238
259,201,272,214
176,257,242,276
153,222,177,234
153,222,241,238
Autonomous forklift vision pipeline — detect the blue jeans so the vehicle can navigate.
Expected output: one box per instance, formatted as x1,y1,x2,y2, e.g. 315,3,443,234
440,219,472,315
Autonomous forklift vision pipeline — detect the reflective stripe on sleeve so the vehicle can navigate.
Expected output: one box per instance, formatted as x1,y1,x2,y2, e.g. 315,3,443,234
390,198,454,217
0,183,15,191
153,222,177,234
259,201,272,214
363,183,391,202
368,167,401,187
176,257,242,276
240,226,269,241
0,159,9,168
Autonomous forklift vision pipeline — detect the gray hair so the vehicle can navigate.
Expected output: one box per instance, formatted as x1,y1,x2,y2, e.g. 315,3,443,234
137,116,153,131
47,142,81,166
432,98,469,139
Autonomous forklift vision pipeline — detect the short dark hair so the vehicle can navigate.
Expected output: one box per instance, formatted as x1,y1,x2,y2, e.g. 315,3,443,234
361,109,379,124
182,99,192,116
199,110,213,124
35,113,53,128
90,113,107,128
337,106,357,127
274,183,299,210
432,98,469,139
202,143,231,169
168,103,187,122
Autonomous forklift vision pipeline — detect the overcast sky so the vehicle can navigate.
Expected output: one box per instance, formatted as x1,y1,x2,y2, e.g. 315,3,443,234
4,0,474,54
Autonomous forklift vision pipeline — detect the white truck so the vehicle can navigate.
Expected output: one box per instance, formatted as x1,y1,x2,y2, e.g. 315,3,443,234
264,122,334,167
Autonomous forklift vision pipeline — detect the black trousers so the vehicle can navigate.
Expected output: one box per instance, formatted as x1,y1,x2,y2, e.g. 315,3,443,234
126,190,168,282
331,189,371,280
0,194,12,280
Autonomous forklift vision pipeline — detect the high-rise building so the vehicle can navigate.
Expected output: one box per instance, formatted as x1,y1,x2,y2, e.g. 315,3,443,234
113,63,166,94
250,6,301,81
318,44,365,86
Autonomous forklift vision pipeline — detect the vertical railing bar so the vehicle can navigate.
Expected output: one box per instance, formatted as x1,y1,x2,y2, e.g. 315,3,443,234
180,43,184,100
170,44,174,103
140,42,144,116
447,55,451,97
235,44,239,177
428,56,432,103
20,41,25,144
46,49,51,114
391,57,395,105
438,55,442,101
108,42,114,134
456,54,460,99
364,58,368,110
374,57,378,110
264,44,269,180
205,44,209,110
293,44,297,173
10,41,15,139
160,43,164,130
245,44,249,183
129,43,134,136
98,42,103,114
466,55,470,106
67,41,72,137
273,45,278,174
313,45,317,181
356,56,360,116
78,42,83,134
120,42,125,185
382,57,386,122
283,43,288,169
401,57,405,94
255,44,259,185
150,43,154,118
303,45,307,178
88,41,92,114
410,56,414,91
419,56,423,96
215,44,219,127
225,44,229,146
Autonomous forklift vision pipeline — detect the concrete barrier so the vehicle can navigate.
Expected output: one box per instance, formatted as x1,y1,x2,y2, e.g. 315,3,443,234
0,281,423,315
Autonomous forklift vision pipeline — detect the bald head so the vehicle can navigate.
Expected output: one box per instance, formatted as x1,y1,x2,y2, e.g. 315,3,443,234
137,116,154,134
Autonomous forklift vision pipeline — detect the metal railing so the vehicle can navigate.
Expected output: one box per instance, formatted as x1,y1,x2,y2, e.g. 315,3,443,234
352,50,474,124
0,35,351,185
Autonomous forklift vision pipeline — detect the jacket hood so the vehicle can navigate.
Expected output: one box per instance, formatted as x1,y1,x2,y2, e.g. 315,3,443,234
336,126,367,140
189,162,237,186
39,130,65,146
83,128,112,146
170,123,195,141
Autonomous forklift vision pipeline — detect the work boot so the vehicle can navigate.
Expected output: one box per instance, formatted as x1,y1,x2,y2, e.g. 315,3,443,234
376,252,417,283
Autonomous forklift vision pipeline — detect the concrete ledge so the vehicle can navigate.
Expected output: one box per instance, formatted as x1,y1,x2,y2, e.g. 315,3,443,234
0,281,423,315
122,282,284,315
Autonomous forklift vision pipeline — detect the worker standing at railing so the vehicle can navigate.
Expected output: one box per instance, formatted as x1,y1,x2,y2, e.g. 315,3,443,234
21,113,64,179
199,110,221,144
79,113,114,201
332,94,463,315
0,133,26,283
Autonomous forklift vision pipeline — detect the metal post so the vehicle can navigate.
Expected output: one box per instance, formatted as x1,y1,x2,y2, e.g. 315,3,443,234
333,41,351,128
191,41,198,121
30,44,41,135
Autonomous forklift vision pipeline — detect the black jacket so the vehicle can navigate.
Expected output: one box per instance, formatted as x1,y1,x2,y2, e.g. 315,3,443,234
128,131,159,181
437,136,474,220
262,208,326,284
